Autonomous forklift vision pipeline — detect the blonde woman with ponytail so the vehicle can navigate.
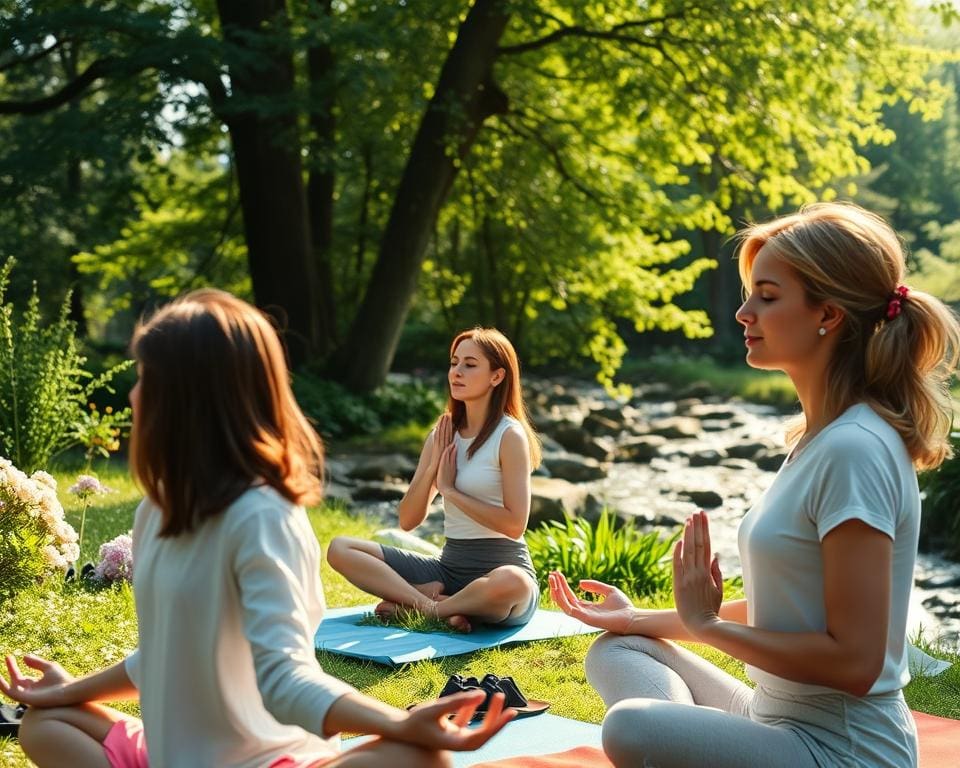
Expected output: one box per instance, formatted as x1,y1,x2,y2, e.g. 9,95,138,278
550,203,960,767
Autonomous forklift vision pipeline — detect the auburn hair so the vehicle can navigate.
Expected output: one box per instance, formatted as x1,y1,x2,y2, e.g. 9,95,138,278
129,289,324,536
446,327,542,469
737,202,960,470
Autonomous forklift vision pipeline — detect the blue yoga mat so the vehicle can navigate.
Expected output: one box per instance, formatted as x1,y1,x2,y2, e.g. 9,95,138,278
451,713,603,767
342,713,603,767
315,605,600,665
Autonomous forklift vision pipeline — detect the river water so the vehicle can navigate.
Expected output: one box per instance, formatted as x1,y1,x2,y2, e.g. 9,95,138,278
578,395,960,650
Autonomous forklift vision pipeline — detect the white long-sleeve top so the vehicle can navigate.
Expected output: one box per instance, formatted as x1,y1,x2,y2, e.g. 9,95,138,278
124,485,355,767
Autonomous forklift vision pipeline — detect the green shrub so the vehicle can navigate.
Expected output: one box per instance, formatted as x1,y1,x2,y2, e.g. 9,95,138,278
0,460,79,600
0,259,133,472
293,372,444,439
526,509,679,597
919,432,960,558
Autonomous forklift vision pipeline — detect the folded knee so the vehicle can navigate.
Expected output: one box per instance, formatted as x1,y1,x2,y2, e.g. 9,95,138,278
585,632,670,688
326,536,351,569
486,567,534,601
601,700,657,766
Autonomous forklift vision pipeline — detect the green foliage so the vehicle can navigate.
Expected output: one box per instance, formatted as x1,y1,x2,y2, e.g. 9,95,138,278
527,510,679,597
293,372,445,440
0,461,79,600
0,259,133,472
621,351,798,408
73,153,250,329
919,433,960,559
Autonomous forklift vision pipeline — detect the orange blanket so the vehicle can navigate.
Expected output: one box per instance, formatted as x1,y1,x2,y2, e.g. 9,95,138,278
468,746,612,768
915,710,959,767
467,711,958,768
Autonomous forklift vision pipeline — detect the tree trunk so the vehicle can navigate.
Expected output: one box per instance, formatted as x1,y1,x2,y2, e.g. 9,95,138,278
216,0,319,365
59,42,89,337
307,0,337,354
333,0,510,392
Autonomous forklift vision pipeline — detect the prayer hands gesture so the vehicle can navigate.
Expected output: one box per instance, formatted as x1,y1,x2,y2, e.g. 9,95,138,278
0,654,73,709
673,511,723,636
432,413,453,458
436,444,458,496
431,414,457,494
399,690,514,751
548,571,636,634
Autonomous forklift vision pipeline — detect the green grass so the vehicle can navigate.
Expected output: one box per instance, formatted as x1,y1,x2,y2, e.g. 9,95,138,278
335,418,434,456
1,460,958,766
620,353,798,408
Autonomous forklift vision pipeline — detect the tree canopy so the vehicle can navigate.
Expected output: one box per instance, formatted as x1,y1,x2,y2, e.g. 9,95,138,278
0,0,955,387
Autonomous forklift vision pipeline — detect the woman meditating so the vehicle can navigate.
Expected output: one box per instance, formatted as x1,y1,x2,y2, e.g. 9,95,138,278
328,327,541,633
551,202,960,767
1,291,513,768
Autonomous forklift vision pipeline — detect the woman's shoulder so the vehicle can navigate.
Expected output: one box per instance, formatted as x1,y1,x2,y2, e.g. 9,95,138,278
224,485,303,527
817,404,910,468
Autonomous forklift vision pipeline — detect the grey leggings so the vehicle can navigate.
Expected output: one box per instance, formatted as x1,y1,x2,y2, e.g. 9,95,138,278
585,633,917,768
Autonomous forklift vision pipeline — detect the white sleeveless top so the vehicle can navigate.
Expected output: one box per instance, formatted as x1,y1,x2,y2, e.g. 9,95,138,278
443,414,523,541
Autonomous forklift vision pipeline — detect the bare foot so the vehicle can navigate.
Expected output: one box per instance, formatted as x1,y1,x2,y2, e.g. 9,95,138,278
374,600,399,621
445,614,472,633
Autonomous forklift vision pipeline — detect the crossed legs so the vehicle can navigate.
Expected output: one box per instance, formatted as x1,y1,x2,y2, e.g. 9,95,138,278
18,703,124,768
326,537,536,630
585,633,821,768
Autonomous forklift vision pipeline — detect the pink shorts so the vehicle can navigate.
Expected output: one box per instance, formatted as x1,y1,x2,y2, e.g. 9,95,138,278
103,718,337,768
103,718,149,768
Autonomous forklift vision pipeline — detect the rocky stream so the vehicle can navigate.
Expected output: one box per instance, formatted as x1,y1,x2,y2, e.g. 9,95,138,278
325,377,960,648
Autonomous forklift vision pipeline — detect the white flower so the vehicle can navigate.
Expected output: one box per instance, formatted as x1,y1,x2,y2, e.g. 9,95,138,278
30,471,57,491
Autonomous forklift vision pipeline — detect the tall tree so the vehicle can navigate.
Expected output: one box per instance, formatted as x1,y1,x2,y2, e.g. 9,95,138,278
1,0,950,390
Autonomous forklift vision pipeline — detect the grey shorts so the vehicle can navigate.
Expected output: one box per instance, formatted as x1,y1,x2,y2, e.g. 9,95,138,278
381,537,539,626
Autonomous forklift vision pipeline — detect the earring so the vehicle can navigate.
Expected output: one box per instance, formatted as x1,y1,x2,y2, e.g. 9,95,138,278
818,327,827,337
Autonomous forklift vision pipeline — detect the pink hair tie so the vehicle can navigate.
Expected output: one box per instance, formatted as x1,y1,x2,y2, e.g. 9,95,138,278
886,285,909,320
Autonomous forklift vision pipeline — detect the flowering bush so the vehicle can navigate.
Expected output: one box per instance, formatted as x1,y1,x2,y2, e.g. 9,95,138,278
93,533,133,585
0,258,133,473
0,458,79,599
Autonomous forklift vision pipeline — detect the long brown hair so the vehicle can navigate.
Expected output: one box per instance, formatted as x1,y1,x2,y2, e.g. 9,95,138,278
447,327,541,468
737,202,960,470
129,289,324,536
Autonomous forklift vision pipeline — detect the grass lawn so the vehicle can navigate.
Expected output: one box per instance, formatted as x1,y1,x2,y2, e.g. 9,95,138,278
1,461,959,766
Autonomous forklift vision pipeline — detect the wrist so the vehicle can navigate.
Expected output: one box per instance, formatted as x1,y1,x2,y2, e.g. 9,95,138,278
690,614,724,642
381,707,409,741
621,608,642,635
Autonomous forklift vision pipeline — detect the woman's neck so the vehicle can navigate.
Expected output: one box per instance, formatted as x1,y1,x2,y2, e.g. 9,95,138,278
461,397,493,437
791,366,833,441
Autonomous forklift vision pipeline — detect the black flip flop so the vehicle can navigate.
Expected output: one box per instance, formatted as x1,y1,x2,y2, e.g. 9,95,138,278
436,673,550,720
0,703,26,739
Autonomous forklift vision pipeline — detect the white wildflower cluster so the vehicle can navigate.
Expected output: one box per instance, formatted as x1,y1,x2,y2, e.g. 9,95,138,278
0,458,79,571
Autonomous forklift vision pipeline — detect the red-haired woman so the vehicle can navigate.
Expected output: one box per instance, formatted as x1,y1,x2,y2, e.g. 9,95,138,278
328,327,542,633
1,291,512,768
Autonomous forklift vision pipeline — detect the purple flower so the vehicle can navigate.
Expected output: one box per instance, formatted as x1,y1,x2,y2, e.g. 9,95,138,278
94,533,133,584
68,475,113,500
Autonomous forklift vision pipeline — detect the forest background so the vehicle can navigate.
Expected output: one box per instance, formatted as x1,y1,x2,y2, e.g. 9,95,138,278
1,0,959,396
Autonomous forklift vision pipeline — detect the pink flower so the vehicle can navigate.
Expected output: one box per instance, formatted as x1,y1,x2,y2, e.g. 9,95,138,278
68,475,113,500
93,533,133,584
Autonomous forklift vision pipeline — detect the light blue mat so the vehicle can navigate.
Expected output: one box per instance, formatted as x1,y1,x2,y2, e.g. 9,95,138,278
450,713,603,767
315,605,600,665
342,713,603,767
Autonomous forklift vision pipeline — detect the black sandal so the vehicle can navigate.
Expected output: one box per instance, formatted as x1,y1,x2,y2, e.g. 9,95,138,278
437,673,550,720
0,703,26,739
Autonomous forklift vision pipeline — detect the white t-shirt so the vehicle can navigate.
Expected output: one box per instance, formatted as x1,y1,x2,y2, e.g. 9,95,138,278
124,486,355,767
443,414,524,540
738,403,919,696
